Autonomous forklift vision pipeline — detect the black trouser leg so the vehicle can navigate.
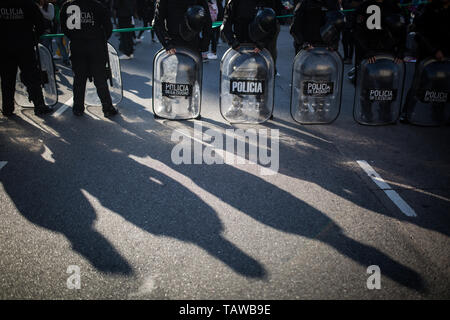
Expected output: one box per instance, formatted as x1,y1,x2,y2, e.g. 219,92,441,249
118,16,134,56
211,29,219,53
71,49,89,111
18,47,45,107
89,46,113,110
0,52,18,113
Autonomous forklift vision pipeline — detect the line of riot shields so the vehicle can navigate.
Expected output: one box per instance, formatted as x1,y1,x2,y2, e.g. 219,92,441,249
15,39,449,127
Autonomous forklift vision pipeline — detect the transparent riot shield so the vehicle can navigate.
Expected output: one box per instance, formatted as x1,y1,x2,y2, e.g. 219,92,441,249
290,47,343,124
220,45,274,124
85,42,123,107
353,55,405,125
404,58,450,126
15,44,58,107
152,47,202,120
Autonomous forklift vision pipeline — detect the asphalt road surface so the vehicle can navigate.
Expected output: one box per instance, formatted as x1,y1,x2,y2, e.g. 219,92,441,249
0,26,449,300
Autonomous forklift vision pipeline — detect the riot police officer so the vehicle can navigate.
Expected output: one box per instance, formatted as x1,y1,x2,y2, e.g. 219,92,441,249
153,0,212,55
221,0,284,70
400,0,450,123
353,0,406,66
290,0,343,54
0,0,53,116
60,0,118,117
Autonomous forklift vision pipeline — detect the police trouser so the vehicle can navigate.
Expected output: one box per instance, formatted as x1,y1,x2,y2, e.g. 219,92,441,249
0,46,44,112
265,26,280,72
70,40,113,111
118,16,134,56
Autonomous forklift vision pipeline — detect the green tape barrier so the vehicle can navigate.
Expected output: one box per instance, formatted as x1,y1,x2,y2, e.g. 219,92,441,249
41,1,428,39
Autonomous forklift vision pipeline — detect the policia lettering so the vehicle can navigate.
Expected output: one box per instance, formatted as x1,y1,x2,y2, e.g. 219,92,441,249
0,8,25,20
230,80,265,95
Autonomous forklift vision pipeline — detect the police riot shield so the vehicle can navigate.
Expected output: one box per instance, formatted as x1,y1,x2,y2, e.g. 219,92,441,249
404,58,450,126
290,47,343,124
152,47,202,120
220,45,274,124
353,55,405,125
85,42,123,107
14,44,58,107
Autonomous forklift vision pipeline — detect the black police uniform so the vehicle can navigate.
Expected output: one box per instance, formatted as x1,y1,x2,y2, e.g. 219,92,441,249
400,0,450,122
353,0,406,65
290,0,341,54
137,0,156,41
0,0,52,116
153,0,212,53
114,0,136,57
413,0,450,61
222,0,283,65
60,0,117,117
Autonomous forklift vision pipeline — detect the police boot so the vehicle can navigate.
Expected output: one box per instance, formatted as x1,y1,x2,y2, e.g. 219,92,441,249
2,106,15,117
103,105,118,117
34,104,53,116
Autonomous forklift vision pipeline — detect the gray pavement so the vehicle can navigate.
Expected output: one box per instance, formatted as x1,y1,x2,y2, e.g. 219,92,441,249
0,26,449,300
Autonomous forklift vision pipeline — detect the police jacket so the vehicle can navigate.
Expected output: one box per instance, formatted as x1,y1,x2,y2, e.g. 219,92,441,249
153,0,212,52
221,0,283,50
60,0,113,42
290,0,341,49
354,0,406,59
0,0,44,50
413,1,450,60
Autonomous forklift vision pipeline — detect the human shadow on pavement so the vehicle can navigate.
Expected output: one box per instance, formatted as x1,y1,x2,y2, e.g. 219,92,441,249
106,102,426,293
0,112,265,279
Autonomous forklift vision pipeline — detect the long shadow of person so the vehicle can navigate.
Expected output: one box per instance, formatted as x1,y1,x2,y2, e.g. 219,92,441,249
111,111,426,292
0,113,266,279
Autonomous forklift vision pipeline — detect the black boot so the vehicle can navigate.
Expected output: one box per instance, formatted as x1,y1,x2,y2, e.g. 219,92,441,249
103,105,118,117
2,107,14,117
34,104,52,115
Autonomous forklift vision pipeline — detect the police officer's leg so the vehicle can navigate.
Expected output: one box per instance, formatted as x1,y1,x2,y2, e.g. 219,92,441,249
70,45,89,115
89,47,117,117
0,52,18,116
18,47,52,115
267,26,280,75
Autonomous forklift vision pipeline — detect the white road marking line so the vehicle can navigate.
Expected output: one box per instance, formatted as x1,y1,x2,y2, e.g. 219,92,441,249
52,98,73,118
357,160,417,217
0,161,7,171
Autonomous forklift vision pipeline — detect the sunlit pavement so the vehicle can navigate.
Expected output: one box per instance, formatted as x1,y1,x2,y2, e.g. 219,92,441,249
0,26,449,299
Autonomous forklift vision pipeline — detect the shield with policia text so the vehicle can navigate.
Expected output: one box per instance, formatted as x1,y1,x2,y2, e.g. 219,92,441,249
85,42,123,107
220,45,274,124
15,43,58,108
152,47,202,120
403,58,450,126
290,47,343,124
353,54,405,125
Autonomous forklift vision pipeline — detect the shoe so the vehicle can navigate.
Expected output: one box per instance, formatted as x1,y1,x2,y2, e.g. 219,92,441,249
399,112,409,124
119,54,133,60
207,52,218,60
103,106,118,117
72,109,84,116
276,72,281,77
34,105,52,115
